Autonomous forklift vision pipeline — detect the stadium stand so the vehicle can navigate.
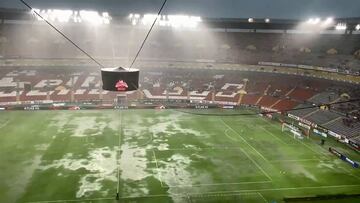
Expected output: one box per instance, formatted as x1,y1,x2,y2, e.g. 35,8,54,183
0,8,359,146
305,110,341,125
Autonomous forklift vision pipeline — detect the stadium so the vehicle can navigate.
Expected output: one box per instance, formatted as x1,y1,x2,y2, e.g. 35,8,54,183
0,0,360,202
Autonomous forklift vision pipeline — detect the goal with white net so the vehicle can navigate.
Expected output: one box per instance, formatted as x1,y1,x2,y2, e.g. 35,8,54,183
282,123,304,139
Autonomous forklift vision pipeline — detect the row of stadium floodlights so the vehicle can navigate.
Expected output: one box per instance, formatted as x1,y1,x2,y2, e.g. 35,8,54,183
30,8,360,30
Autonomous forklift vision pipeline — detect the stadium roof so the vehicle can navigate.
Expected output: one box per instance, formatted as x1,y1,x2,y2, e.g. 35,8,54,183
1,7,360,32
1,0,360,19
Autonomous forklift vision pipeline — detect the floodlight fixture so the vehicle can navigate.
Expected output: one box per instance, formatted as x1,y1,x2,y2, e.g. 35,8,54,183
335,23,347,30
356,24,360,31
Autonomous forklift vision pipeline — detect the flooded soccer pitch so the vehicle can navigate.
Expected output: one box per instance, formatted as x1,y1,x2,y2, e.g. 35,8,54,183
0,109,359,203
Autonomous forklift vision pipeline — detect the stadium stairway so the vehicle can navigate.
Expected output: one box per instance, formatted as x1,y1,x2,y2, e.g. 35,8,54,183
322,116,342,126
288,87,316,101
303,109,319,119
254,85,271,105
255,95,263,105
285,87,297,97
270,99,281,108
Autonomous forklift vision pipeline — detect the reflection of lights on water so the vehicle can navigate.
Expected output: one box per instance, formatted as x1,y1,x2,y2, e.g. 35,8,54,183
30,8,111,25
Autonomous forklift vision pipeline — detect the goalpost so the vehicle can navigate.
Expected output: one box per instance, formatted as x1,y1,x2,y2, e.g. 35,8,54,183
282,123,304,139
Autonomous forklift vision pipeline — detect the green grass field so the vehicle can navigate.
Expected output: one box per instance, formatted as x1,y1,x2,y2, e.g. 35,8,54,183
0,109,360,203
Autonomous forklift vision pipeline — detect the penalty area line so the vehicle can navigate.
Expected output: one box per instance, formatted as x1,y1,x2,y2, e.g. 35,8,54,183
257,192,269,203
26,184,360,202
0,119,10,129
220,118,269,162
224,128,238,141
185,184,360,196
259,126,289,146
165,180,272,188
239,148,273,181
269,158,321,162
26,197,114,203
152,150,165,187
261,117,330,158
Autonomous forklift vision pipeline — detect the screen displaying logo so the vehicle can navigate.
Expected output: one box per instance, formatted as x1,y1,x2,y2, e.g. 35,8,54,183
115,80,128,91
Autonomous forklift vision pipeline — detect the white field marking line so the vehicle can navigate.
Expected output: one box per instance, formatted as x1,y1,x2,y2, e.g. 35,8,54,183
262,118,329,156
311,143,333,157
152,150,164,187
26,197,114,203
239,148,273,181
123,192,259,199
190,192,260,198
257,192,269,203
165,180,272,188
259,118,300,145
269,158,321,163
259,126,289,146
224,128,238,141
261,117,329,158
21,185,360,203
338,166,360,181
0,119,10,129
153,149,271,188
116,110,122,195
235,117,260,121
183,184,360,196
288,132,330,158
220,118,269,162
146,146,243,151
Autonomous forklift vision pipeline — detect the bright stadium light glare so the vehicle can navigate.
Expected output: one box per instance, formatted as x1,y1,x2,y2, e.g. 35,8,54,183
52,9,73,23
248,18,254,23
142,14,158,25
307,17,320,24
324,17,333,24
356,24,360,31
30,8,40,15
102,12,110,24
320,17,334,27
335,23,347,30
159,15,169,26
129,13,201,28
30,8,111,24
132,19,137,25
168,15,202,28
79,10,103,25
30,8,42,20
265,18,270,23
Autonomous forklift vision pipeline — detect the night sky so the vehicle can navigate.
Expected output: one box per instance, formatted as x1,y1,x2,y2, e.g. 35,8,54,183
1,0,360,19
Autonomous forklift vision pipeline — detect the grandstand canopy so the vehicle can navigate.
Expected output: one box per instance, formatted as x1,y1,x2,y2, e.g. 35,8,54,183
1,0,360,19
0,7,360,32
